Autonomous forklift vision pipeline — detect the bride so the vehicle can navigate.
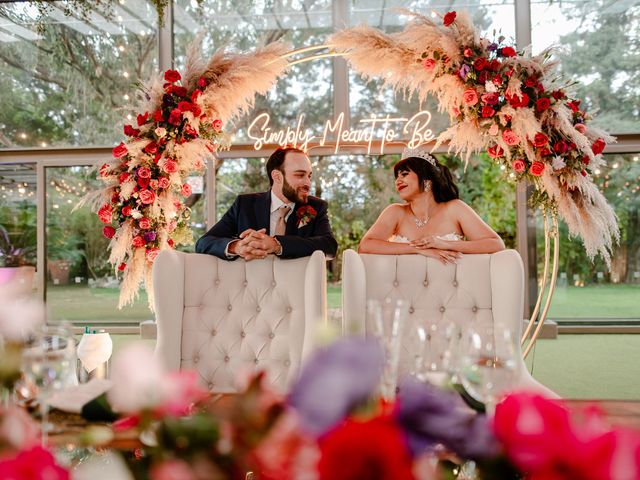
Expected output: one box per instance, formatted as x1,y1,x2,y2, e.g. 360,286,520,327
358,147,505,263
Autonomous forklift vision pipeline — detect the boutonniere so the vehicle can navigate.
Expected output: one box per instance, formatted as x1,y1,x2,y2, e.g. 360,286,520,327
296,205,317,228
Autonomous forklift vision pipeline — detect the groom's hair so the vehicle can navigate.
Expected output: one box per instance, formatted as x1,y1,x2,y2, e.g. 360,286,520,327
266,146,306,186
394,156,459,203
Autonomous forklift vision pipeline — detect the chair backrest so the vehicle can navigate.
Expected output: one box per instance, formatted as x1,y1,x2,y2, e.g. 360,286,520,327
341,249,554,395
153,250,326,393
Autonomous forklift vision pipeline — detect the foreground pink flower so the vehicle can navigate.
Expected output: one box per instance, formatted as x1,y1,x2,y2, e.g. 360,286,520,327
502,129,520,146
512,159,526,173
150,459,195,480
0,446,69,480
462,88,478,106
0,405,39,451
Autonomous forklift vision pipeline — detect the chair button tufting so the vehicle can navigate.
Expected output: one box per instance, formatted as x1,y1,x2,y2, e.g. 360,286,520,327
208,383,214,390
215,280,220,286
423,281,428,287
284,360,291,367
409,307,414,314
211,329,217,336
243,280,248,286
256,306,261,312
472,306,478,313
269,332,275,339
453,281,458,287
393,280,399,287
193,356,199,363
286,307,292,313
227,305,232,311
240,331,246,338
224,355,230,363
439,306,446,313
272,281,277,287
254,358,259,364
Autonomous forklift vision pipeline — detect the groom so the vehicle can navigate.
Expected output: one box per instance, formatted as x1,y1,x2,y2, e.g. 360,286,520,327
195,146,338,261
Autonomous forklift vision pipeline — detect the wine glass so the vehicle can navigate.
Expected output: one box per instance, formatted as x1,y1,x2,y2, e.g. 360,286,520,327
21,324,76,444
412,320,457,387
458,326,518,415
366,298,408,402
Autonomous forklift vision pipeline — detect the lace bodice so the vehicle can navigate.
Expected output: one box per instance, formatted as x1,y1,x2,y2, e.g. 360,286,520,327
389,233,464,243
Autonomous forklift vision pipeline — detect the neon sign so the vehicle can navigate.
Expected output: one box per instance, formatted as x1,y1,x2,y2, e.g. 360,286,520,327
247,111,435,154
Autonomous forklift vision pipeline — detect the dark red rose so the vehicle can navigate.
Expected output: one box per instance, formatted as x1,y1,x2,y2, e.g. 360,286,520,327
553,141,569,154
537,82,545,93
121,205,132,217
102,226,116,239
525,76,537,88
136,112,149,126
536,97,551,112
477,70,489,84
591,138,606,155
481,105,496,117
177,101,194,112
551,90,566,100
473,57,488,71
492,74,504,85
489,59,500,71
501,46,517,57
171,86,187,97
582,155,590,165
487,144,504,158
112,142,128,159
539,148,552,157
443,11,457,26
164,69,181,83
567,100,581,113
144,141,159,154
533,132,549,147
137,176,150,189
123,124,140,137
153,110,164,122
168,108,183,126
197,77,207,88
191,105,202,117
118,172,130,183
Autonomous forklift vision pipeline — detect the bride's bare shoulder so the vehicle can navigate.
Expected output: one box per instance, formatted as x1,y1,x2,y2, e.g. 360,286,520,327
380,203,407,217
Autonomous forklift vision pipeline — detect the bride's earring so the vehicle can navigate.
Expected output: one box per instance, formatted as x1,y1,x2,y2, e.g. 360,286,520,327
423,180,431,192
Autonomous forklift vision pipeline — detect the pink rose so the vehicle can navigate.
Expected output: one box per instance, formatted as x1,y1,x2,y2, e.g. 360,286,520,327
139,189,156,205
112,142,128,159
530,161,545,176
462,88,479,106
132,236,145,248
463,47,473,58
575,123,586,134
0,446,69,480
180,183,192,197
212,119,223,131
121,205,132,217
502,129,520,146
98,204,112,224
102,226,116,238
138,218,151,230
163,160,178,174
149,179,159,190
137,166,151,179
481,92,499,106
422,58,436,71
512,159,526,173
158,177,171,189
146,248,160,263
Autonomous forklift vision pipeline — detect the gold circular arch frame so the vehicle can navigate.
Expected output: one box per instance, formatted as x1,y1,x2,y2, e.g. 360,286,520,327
279,44,560,357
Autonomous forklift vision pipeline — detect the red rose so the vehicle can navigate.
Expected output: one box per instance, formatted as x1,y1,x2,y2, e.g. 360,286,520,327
112,142,128,159
525,76,537,88
501,46,517,57
582,155,590,165
167,238,175,248
318,417,415,480
197,77,207,88
132,236,145,248
481,105,495,117
164,69,181,83
533,132,549,147
463,47,473,58
530,161,545,176
118,262,127,271
121,205,132,217
177,101,193,112
553,141,568,155
508,93,529,108
567,100,581,113
487,145,504,158
477,70,489,84
98,204,112,224
123,124,140,137
473,57,488,71
154,152,162,163
551,90,566,100
139,189,156,205
158,177,170,189
183,125,198,138
118,172,130,183
481,92,499,106
591,138,606,155
137,166,151,179
168,108,183,126
102,225,116,239
212,119,223,131
539,147,552,157
139,217,151,230
137,176,150,189
443,11,457,26
575,123,586,134
492,74,504,86
163,160,178,174
488,59,500,71
150,179,158,190
422,58,436,71
144,142,158,155
153,110,164,122
169,86,187,97
512,159,526,173
502,129,520,146
536,97,551,112
180,183,192,197
191,89,202,103
136,112,149,126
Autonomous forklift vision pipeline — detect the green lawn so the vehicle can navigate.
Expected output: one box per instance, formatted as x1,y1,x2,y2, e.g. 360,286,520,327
544,284,640,319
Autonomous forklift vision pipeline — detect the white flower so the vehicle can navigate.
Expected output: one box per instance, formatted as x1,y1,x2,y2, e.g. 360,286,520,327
552,156,566,171
485,81,498,93
131,209,143,219
0,283,44,341
154,127,167,138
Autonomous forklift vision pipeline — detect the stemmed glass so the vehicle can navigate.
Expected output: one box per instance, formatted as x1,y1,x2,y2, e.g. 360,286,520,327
412,321,457,387
21,324,76,444
458,326,518,415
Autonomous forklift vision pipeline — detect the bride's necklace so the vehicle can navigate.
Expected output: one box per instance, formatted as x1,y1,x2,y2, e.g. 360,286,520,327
409,204,429,228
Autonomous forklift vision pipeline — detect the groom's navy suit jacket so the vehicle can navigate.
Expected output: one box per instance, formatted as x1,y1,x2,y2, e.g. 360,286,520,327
195,191,338,260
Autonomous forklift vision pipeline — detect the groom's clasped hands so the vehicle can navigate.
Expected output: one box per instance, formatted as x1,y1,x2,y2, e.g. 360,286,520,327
227,228,281,261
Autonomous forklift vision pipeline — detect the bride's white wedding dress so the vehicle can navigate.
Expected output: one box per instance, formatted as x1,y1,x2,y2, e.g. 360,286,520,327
389,233,464,243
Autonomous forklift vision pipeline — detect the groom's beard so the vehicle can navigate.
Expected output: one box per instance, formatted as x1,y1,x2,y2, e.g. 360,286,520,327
282,177,309,204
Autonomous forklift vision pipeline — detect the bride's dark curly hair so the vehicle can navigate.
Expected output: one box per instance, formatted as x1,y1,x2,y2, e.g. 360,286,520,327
393,156,459,203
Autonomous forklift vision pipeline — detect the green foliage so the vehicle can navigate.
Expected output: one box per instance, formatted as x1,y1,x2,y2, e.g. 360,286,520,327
0,202,36,267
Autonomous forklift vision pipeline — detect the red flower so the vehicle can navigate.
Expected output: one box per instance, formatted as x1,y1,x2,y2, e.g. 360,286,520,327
137,166,151,179
0,446,69,480
153,110,164,122
318,416,415,480
132,236,145,248
123,124,140,137
167,238,175,248
502,129,520,146
575,123,586,134
180,183,192,197
98,204,113,224
168,108,183,126
567,100,581,113
553,140,569,155
473,57,488,71
591,138,606,155
191,89,203,103
118,172,130,183
212,119,223,131
463,47,473,58
508,92,529,108
163,69,181,83
581,170,588,177
422,58,436,71
487,145,504,158
146,248,160,263
443,11,457,26
296,205,317,228
136,112,149,126
512,159,526,173
530,161,545,176
183,125,198,138
163,159,178,174
144,141,158,155
167,85,187,97
102,226,116,239
481,105,495,117
551,90,566,100
538,147,552,157
118,262,127,271
525,76,538,88
139,217,151,230
197,77,208,88
112,142,128,159
137,176,150,189
481,92,499,106
177,101,194,112
501,46,517,57
158,177,170,189
582,155,590,165
139,189,156,205
121,205,132,217
536,97,551,112
533,132,549,147
488,59,500,71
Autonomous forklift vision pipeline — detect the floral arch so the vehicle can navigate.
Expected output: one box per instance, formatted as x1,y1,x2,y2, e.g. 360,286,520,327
85,10,618,351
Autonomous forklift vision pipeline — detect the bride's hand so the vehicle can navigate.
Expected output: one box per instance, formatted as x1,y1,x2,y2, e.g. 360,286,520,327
411,236,447,250
415,248,461,264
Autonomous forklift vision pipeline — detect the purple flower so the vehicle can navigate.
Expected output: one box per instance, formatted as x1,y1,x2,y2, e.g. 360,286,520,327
143,231,156,243
287,337,383,437
487,42,498,52
458,64,471,80
395,378,499,460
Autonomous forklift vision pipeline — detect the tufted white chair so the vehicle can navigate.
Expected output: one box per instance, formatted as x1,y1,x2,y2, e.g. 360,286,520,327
342,249,556,397
153,250,326,393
